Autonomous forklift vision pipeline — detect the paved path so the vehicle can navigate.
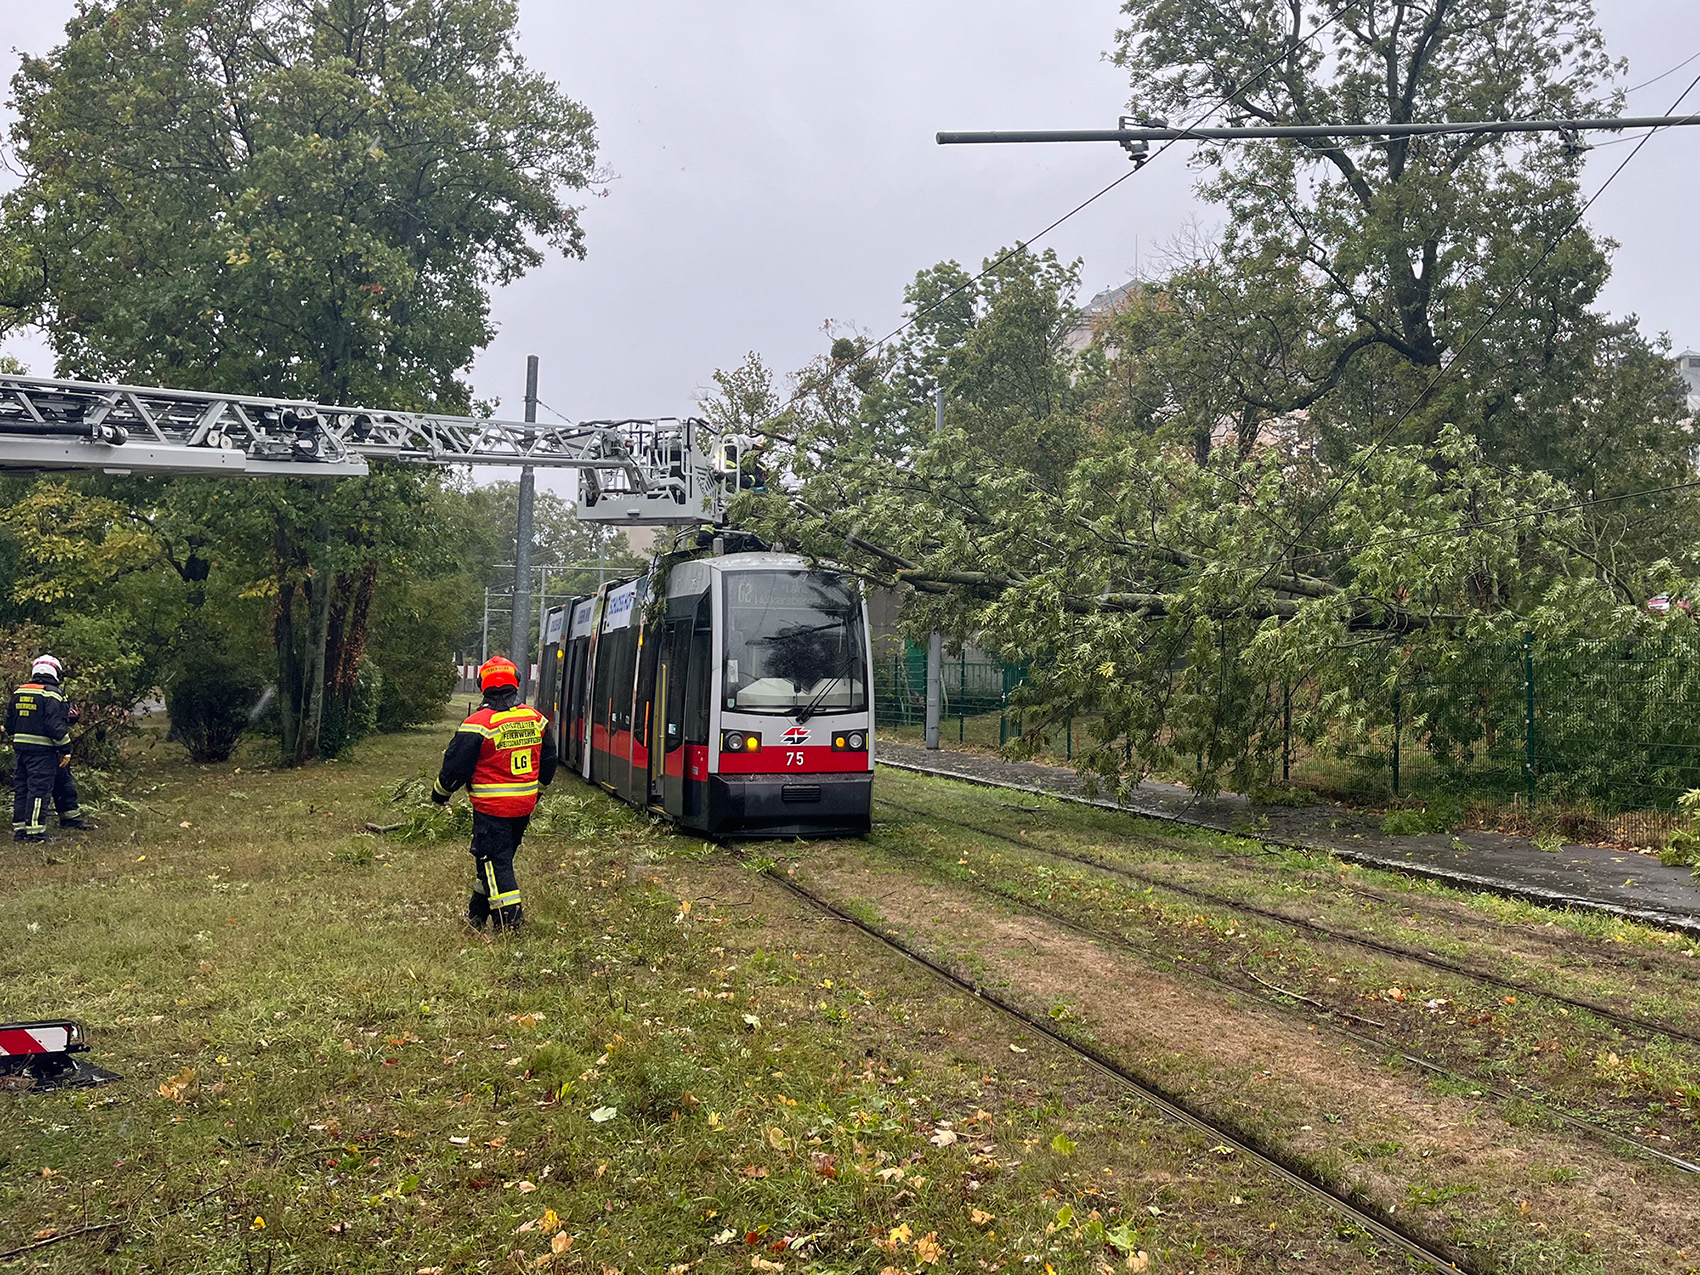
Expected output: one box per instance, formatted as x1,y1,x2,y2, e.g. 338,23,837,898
877,741,1700,935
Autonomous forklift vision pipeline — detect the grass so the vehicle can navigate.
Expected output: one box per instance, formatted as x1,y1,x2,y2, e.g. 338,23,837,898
3,717,1439,1274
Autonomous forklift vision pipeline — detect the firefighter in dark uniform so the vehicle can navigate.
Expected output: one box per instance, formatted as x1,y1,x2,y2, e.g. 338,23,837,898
432,656,556,929
7,655,88,841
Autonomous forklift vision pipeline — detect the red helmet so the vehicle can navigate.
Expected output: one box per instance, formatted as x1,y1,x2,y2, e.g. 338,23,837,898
479,656,520,691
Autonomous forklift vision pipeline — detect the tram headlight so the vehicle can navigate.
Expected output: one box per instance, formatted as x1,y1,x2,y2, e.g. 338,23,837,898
723,730,760,753
833,731,867,752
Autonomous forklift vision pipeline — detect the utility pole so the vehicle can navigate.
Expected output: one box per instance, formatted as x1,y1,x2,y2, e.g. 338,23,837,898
924,383,945,751
535,565,550,685
510,355,539,699
482,586,491,665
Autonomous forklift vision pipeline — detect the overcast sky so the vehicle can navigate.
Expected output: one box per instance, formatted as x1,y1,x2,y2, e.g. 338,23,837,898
1,0,1696,501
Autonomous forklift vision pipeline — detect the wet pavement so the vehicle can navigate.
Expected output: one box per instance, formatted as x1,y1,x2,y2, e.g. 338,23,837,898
877,740,1700,936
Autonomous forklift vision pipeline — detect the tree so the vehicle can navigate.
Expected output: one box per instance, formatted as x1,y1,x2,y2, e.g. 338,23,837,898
1109,0,1689,494
1,0,600,761
726,0,1700,798
5,0,597,408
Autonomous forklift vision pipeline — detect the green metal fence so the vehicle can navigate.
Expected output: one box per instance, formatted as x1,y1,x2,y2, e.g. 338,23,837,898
873,648,1025,746
874,634,1700,825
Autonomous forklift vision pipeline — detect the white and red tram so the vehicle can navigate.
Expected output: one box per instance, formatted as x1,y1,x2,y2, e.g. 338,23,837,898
535,548,874,838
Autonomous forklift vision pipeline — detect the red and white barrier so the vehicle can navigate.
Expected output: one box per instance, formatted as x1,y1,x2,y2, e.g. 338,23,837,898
0,1021,76,1055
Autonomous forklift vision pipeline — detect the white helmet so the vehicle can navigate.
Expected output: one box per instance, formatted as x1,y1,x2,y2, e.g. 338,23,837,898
31,655,62,681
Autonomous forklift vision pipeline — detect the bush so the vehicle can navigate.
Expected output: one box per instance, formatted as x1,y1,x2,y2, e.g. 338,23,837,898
375,653,455,732
1659,831,1698,868
167,651,264,763
1379,794,1467,837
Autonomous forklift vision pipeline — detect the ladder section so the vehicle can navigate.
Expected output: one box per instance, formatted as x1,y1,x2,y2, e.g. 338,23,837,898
0,373,730,524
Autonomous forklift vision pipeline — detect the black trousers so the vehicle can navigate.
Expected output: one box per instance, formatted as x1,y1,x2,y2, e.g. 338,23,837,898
12,747,76,837
468,809,530,929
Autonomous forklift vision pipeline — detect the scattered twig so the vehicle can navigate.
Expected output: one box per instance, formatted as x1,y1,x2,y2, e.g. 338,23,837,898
0,1218,126,1260
364,822,403,835
1245,970,1385,1027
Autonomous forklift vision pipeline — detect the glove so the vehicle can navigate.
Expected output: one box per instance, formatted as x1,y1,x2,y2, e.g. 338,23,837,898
430,789,450,806
59,755,71,768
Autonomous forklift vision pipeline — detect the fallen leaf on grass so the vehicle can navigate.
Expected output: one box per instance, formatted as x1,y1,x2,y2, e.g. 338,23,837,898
157,1067,198,1102
32,1229,56,1241
740,1164,770,1179
448,1136,470,1146
1126,1255,1150,1273
590,1106,618,1123
913,1232,944,1264
513,1181,538,1193
929,1128,958,1147
552,1232,573,1255
712,1229,737,1245
751,1259,784,1272
970,1208,995,1226
417,1268,444,1274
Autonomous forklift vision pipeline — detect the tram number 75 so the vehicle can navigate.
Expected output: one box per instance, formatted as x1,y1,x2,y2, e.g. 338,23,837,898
785,751,807,767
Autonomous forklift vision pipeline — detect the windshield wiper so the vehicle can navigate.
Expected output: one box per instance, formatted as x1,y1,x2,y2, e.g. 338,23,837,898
795,675,844,725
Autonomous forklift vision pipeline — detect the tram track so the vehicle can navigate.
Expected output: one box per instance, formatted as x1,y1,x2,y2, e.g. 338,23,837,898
757,861,1477,1275
878,758,1700,938
989,802,1700,988
872,793,1700,1051
863,797,1700,1177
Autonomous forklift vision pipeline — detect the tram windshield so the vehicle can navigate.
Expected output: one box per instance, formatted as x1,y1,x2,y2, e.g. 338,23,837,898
723,571,867,717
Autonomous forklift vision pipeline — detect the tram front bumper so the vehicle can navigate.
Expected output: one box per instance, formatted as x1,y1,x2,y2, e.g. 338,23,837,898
707,771,873,838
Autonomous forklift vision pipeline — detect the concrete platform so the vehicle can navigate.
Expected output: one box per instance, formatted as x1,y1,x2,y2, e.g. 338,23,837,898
877,741,1700,937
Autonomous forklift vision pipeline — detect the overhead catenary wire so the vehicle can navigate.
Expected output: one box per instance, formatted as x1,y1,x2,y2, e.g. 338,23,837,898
1626,47,1700,95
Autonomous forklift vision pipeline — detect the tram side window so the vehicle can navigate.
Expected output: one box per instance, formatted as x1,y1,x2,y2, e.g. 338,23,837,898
634,621,660,743
683,593,712,745
665,620,689,752
592,632,617,734
613,628,638,733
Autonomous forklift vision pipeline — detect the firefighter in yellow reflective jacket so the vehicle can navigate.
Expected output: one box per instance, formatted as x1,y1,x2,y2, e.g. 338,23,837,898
6,655,88,842
432,656,556,929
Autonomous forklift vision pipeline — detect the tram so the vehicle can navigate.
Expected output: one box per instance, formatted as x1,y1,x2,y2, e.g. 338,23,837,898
534,542,874,838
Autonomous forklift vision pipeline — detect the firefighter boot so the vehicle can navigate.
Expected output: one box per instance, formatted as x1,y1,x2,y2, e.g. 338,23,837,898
465,888,490,930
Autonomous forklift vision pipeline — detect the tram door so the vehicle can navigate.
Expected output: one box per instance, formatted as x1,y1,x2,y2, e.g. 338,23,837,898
655,617,692,815
648,632,669,806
